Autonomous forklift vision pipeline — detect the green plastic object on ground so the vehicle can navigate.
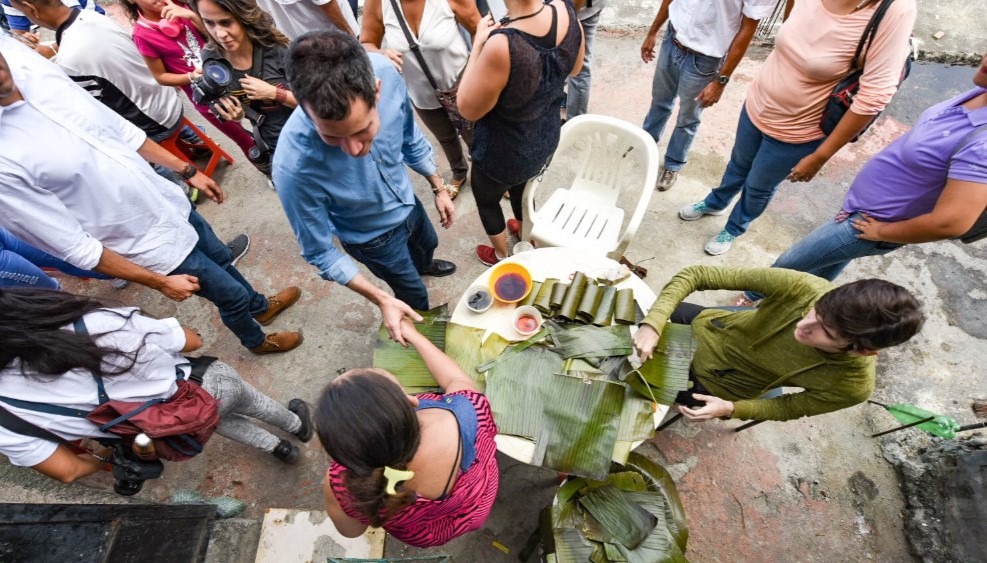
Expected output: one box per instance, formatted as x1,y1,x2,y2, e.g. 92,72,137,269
869,401,962,439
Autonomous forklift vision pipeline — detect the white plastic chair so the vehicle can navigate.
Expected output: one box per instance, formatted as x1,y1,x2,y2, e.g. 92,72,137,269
520,114,660,260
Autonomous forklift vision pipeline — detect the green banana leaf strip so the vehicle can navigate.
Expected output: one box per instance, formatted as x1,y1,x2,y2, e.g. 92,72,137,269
485,346,565,438
534,278,558,314
627,323,695,404
591,286,617,327
884,403,961,439
590,543,610,563
578,484,657,550
604,543,628,562
577,282,604,323
618,387,657,441
550,282,569,309
474,326,552,373
580,509,619,544
522,280,543,308
613,288,636,325
554,527,597,563
617,491,675,563
372,304,449,390
444,323,509,391
578,471,649,495
624,452,689,552
557,477,588,506
535,374,625,479
558,272,588,321
553,324,633,360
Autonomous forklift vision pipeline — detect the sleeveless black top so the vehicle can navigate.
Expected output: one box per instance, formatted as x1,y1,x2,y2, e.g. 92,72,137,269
470,0,582,185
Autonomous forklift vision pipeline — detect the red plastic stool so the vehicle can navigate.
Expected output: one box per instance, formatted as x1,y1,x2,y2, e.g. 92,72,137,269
159,116,235,178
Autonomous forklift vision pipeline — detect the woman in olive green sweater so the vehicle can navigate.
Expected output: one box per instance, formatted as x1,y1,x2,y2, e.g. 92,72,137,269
633,266,924,422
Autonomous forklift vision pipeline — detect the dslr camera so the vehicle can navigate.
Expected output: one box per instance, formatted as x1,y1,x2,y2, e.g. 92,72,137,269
111,445,164,496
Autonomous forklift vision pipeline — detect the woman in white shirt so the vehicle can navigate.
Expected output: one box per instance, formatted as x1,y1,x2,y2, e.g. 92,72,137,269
361,0,480,198
0,288,314,484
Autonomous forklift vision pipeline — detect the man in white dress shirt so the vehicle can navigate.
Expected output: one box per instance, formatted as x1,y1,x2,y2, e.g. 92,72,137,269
640,0,775,191
0,36,302,355
254,0,358,39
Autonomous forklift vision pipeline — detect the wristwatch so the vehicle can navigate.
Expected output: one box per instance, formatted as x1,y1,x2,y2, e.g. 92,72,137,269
717,75,730,86
179,163,198,181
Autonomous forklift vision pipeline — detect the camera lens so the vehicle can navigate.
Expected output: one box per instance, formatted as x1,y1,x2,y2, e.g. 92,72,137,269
113,479,145,496
203,60,232,88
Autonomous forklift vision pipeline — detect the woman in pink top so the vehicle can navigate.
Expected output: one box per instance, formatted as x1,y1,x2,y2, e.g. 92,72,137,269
317,320,499,547
122,0,255,157
678,0,915,256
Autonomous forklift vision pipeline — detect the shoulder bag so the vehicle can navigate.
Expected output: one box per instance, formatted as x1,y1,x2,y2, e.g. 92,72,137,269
819,0,911,142
387,0,475,143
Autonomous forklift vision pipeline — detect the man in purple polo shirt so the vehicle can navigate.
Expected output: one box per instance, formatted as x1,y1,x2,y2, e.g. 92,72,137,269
738,53,987,304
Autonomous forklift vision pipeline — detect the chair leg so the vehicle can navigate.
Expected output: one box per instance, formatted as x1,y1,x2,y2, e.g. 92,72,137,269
178,117,235,177
657,412,683,431
734,420,765,432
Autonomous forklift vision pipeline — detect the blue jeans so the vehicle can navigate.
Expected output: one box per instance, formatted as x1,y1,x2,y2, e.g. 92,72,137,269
704,106,824,237
0,226,108,289
565,9,601,118
744,212,904,301
170,209,268,349
642,25,723,171
341,197,437,312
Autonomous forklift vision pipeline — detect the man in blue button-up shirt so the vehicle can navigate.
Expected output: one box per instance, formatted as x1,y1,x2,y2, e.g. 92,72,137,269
274,31,457,344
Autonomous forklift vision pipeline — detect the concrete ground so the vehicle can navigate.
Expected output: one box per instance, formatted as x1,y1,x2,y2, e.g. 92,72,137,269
4,18,986,563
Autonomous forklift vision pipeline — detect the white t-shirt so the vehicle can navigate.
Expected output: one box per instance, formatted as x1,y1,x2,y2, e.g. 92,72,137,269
255,0,359,40
381,0,469,110
669,0,776,58
0,36,197,273
55,10,183,139
0,309,189,468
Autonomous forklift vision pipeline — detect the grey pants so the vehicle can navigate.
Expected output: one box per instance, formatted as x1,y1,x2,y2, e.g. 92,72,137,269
200,361,301,453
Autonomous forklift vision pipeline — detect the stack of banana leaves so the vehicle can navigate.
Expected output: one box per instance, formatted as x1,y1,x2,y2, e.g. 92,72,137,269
543,453,689,563
373,306,695,479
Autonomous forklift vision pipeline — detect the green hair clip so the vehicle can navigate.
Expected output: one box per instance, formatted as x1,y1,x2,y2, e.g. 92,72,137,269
383,466,415,495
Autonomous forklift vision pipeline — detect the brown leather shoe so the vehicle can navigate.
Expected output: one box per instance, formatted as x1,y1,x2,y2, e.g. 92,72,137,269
254,286,301,326
249,331,303,355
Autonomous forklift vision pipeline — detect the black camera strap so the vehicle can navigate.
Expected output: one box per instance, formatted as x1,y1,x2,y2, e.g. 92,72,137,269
0,404,72,447
241,45,271,155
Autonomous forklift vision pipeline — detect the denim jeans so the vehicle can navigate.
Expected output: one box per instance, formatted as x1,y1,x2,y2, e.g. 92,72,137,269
341,197,438,312
170,209,268,349
704,106,824,237
0,226,108,289
565,9,602,118
642,25,723,171
743,212,904,301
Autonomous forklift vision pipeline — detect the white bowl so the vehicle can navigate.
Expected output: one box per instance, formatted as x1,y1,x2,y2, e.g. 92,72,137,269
465,285,493,313
512,305,543,336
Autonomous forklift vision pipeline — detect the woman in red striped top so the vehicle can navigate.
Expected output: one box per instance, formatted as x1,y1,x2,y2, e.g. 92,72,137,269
316,320,499,547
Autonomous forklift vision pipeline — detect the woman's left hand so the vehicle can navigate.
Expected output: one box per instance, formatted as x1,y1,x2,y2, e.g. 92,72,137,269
241,74,277,101
787,152,828,183
851,213,887,241
160,0,195,21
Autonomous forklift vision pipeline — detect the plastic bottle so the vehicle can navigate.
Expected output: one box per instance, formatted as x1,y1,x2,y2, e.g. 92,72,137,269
132,433,157,461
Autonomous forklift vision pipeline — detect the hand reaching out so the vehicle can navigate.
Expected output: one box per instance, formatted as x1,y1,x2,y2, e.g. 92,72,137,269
633,324,661,363
678,394,735,421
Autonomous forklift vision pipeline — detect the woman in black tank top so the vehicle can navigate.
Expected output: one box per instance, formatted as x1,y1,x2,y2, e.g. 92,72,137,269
456,0,584,266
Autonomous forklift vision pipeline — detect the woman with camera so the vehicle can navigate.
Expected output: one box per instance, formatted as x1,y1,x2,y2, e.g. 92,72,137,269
125,0,257,158
360,0,480,199
0,288,314,485
192,0,296,178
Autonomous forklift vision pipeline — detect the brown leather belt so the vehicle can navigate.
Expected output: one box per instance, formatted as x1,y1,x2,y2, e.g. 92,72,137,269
671,36,704,57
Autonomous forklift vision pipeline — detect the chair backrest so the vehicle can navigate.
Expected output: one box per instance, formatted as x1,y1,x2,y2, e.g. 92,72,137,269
522,114,660,258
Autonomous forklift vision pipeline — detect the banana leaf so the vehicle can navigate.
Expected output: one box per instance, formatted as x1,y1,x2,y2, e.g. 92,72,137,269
534,374,625,479
372,305,449,392
613,289,636,325
578,485,657,549
522,280,543,308
592,286,617,327
554,528,596,563
626,323,695,405
485,346,565,438
550,282,569,309
558,272,588,321
625,453,689,553
553,325,633,360
444,323,510,392
534,278,558,314
618,387,657,442
577,282,604,323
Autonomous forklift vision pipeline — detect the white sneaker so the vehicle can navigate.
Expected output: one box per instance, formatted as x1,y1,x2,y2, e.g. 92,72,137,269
679,201,727,221
704,230,737,255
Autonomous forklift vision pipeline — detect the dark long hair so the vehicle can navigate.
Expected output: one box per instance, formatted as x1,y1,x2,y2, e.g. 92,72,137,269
0,288,143,377
316,369,421,526
188,0,290,55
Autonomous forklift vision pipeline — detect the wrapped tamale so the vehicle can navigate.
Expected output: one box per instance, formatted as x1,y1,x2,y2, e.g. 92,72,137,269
591,286,617,326
558,272,588,321
613,288,636,325
576,282,604,323
533,278,557,314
